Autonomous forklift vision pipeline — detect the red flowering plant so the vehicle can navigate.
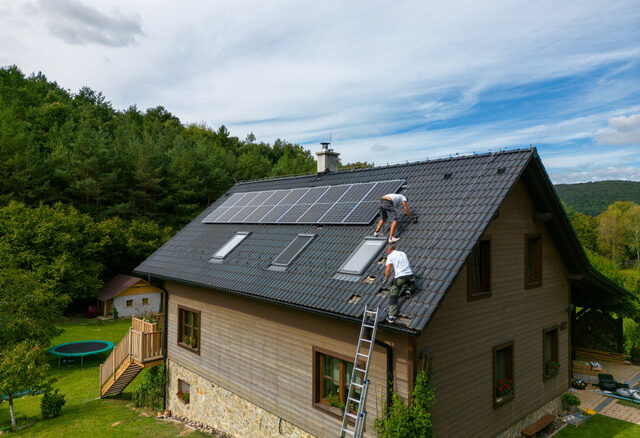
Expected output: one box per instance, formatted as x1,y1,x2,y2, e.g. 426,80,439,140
177,389,189,404
546,358,560,375
496,379,513,399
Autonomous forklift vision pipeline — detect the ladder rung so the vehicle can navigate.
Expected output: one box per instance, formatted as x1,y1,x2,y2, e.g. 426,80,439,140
348,397,361,404
354,367,366,373
352,382,363,388
357,352,369,358
342,430,355,436
363,324,375,328
366,310,377,314
346,412,357,419
360,338,372,343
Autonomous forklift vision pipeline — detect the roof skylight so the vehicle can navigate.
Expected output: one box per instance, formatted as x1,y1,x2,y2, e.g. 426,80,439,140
338,237,387,275
210,232,250,261
270,234,315,267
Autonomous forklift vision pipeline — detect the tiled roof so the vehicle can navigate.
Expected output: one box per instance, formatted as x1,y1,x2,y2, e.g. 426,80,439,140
136,149,536,332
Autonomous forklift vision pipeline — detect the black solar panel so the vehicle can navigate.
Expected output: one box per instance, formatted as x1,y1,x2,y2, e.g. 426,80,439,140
297,203,331,223
298,186,329,204
339,182,376,203
223,193,245,207
218,206,243,222
271,234,315,266
237,191,260,207
365,181,405,201
263,190,290,206
247,191,271,206
243,205,274,222
277,204,313,223
343,201,379,223
280,188,308,205
320,202,358,223
202,207,229,223
259,205,292,223
203,179,404,224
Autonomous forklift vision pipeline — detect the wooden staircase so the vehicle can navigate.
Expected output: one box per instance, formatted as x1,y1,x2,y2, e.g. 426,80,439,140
99,316,164,398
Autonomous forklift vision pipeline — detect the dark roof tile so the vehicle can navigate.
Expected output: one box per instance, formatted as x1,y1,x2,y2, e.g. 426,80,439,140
136,149,534,333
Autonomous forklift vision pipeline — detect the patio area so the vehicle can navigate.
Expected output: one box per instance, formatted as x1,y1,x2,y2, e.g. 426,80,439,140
572,360,640,424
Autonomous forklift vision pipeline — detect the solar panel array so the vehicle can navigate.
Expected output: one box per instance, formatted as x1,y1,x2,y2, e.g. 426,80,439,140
202,180,405,224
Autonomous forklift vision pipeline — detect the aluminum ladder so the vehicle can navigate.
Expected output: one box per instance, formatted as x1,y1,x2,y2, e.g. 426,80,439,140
340,305,380,438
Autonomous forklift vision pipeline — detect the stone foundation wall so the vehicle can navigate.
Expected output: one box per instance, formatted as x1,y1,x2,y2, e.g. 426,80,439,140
167,359,315,438
495,395,562,438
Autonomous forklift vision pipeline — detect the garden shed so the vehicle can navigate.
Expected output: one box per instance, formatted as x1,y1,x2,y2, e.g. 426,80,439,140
97,274,162,318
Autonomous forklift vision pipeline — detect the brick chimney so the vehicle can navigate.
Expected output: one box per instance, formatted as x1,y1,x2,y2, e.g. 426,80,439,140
316,142,340,173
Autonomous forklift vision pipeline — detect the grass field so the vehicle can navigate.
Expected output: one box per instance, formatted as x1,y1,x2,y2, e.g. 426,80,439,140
4,319,640,437
554,414,640,437
0,317,206,437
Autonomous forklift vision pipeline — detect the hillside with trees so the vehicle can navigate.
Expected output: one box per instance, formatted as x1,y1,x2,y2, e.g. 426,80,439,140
0,65,366,309
556,181,640,216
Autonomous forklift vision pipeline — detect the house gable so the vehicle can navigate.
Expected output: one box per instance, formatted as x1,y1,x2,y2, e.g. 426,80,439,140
417,180,570,437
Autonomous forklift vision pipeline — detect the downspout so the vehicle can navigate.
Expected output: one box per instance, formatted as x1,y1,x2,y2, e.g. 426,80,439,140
159,280,169,411
374,339,393,414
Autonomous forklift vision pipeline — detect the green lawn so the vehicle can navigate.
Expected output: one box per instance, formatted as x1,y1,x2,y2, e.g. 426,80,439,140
0,318,206,437
555,414,640,438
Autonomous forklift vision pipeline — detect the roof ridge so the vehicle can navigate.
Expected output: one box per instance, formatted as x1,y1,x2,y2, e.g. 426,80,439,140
233,147,534,187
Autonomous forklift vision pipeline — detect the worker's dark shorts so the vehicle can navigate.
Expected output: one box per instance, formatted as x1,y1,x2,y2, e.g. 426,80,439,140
379,199,397,222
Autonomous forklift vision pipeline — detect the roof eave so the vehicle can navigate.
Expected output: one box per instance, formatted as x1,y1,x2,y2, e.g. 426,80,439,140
133,270,421,336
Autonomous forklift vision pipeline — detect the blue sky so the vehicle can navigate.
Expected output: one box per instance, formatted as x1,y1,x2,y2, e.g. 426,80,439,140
1,0,639,183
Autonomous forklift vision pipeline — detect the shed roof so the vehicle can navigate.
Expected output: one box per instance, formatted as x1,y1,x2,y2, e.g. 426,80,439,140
134,148,629,334
98,274,141,301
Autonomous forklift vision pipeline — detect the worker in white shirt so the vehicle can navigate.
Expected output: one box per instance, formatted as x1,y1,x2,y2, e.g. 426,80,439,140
384,243,414,323
374,193,416,243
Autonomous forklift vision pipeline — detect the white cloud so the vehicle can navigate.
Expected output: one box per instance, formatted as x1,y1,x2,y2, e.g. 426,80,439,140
596,113,640,145
0,0,639,183
36,0,143,47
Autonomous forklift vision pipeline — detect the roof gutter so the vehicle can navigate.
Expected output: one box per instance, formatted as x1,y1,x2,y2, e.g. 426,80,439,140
134,271,420,336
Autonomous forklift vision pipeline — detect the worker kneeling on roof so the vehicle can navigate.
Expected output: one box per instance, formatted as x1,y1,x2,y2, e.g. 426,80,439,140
374,193,416,243
384,243,414,323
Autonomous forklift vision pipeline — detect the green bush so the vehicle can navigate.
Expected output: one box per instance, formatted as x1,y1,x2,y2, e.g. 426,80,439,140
562,392,581,410
41,389,66,419
326,393,345,410
133,364,166,411
374,369,434,438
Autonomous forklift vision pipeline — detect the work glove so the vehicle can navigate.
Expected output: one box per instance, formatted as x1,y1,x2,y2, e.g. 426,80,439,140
411,217,418,224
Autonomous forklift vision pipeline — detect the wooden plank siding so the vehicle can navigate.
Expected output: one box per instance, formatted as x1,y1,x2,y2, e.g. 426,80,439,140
418,181,570,437
117,281,163,297
166,280,412,438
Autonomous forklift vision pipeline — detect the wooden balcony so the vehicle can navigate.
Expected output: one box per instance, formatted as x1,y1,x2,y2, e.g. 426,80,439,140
99,315,164,397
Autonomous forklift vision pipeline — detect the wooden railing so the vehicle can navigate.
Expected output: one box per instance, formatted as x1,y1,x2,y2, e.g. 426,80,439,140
99,324,164,391
131,314,163,333
100,329,131,389
130,330,163,363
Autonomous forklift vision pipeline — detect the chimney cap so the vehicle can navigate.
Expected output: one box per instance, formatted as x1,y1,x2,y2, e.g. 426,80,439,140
320,142,330,151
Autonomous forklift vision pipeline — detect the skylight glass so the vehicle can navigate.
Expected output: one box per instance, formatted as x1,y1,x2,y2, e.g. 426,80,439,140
338,237,387,275
271,234,315,267
210,232,250,260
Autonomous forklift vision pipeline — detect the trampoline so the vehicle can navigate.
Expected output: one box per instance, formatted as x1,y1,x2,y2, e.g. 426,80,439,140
48,340,114,367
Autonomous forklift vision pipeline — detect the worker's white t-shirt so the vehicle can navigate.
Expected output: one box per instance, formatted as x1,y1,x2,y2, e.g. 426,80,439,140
383,193,407,208
386,250,413,278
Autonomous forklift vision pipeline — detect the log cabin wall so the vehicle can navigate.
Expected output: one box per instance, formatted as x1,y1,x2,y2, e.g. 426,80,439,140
165,280,412,438
418,180,570,437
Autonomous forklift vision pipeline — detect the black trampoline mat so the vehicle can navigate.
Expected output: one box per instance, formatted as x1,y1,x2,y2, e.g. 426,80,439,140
55,341,110,354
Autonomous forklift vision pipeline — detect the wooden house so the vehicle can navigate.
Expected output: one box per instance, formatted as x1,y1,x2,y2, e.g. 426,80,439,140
134,148,628,437
97,274,163,318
